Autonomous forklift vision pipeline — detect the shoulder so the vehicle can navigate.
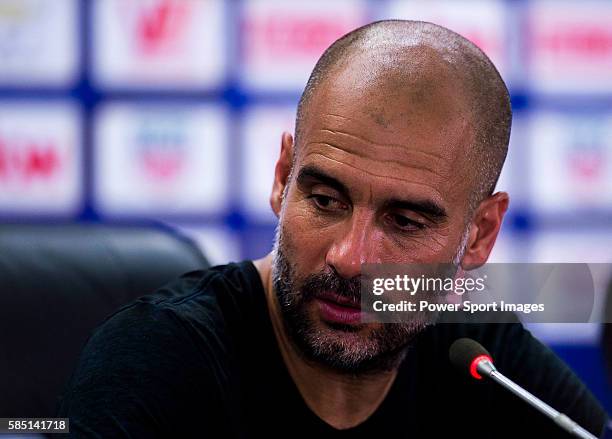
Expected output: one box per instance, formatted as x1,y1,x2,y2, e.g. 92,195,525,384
105,260,263,330
65,260,264,385
87,260,264,358
59,262,262,435
129,260,263,311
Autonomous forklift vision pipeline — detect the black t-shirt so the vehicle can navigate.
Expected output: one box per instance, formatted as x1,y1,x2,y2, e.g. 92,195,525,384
58,261,608,438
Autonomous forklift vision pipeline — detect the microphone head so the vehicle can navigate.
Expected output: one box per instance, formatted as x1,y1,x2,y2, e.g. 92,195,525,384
449,338,493,379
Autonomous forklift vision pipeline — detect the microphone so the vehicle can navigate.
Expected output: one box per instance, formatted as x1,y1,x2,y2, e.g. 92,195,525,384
449,338,597,439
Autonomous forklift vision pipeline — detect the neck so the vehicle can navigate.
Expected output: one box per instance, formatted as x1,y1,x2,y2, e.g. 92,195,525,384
253,254,399,430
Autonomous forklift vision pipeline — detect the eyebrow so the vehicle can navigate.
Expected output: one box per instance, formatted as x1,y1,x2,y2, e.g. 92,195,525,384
385,199,448,222
296,165,349,197
296,165,448,222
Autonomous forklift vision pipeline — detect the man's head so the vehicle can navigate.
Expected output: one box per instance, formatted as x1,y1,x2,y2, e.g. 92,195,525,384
269,20,511,374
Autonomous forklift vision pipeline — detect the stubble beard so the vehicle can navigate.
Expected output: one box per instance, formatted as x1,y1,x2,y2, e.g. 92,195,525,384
271,221,469,375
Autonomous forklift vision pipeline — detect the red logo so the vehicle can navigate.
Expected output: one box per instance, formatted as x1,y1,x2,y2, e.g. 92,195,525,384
243,15,358,58
140,148,184,180
566,122,606,183
537,26,612,59
134,118,186,182
569,150,605,181
119,0,191,56
0,137,61,184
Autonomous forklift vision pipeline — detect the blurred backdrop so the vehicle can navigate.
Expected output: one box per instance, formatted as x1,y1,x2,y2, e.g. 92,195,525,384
0,0,610,407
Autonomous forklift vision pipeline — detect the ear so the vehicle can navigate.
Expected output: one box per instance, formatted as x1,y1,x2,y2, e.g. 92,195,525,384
460,192,509,270
270,132,295,218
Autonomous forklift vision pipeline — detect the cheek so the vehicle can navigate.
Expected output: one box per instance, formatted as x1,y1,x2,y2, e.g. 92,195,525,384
280,202,332,266
418,221,469,262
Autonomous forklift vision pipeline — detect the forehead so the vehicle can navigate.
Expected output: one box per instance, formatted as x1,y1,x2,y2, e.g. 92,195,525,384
296,49,475,206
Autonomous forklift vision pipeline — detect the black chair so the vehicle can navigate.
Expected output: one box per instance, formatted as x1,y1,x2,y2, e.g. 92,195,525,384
0,223,209,417
604,277,612,388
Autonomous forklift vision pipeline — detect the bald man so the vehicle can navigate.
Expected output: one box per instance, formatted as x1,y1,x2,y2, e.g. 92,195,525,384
59,21,607,438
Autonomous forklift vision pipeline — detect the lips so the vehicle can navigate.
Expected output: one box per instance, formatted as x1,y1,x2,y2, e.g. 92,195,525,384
314,291,362,325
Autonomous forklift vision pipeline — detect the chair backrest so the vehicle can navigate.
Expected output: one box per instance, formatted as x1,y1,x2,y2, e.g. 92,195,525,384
0,223,209,417
604,277,612,387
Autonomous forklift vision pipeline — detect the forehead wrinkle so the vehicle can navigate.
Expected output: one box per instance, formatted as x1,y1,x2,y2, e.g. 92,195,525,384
304,139,451,181
323,113,353,122
318,127,444,161
304,151,446,203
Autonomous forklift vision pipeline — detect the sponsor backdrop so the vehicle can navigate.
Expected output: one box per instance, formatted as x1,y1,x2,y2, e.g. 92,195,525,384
0,0,610,407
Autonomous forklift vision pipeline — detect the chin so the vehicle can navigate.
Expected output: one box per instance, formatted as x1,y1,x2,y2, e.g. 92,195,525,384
287,306,414,374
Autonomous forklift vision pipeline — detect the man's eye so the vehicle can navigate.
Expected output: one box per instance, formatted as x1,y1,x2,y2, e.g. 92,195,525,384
389,213,425,231
309,194,345,211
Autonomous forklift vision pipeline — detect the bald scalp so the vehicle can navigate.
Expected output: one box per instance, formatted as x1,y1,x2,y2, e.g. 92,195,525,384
295,20,512,212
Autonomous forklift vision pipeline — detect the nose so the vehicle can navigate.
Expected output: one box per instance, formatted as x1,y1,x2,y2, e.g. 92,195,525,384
325,211,378,279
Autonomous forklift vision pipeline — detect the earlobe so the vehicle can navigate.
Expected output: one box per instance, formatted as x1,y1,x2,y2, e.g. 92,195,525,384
270,132,295,218
460,192,509,270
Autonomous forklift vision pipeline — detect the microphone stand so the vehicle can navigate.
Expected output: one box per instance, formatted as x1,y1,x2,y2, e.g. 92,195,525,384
476,358,597,439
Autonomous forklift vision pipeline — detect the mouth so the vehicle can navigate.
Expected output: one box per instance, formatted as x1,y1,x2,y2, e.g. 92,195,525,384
314,291,362,325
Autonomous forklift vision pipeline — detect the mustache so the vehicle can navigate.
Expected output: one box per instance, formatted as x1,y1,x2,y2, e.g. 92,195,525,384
300,270,361,303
